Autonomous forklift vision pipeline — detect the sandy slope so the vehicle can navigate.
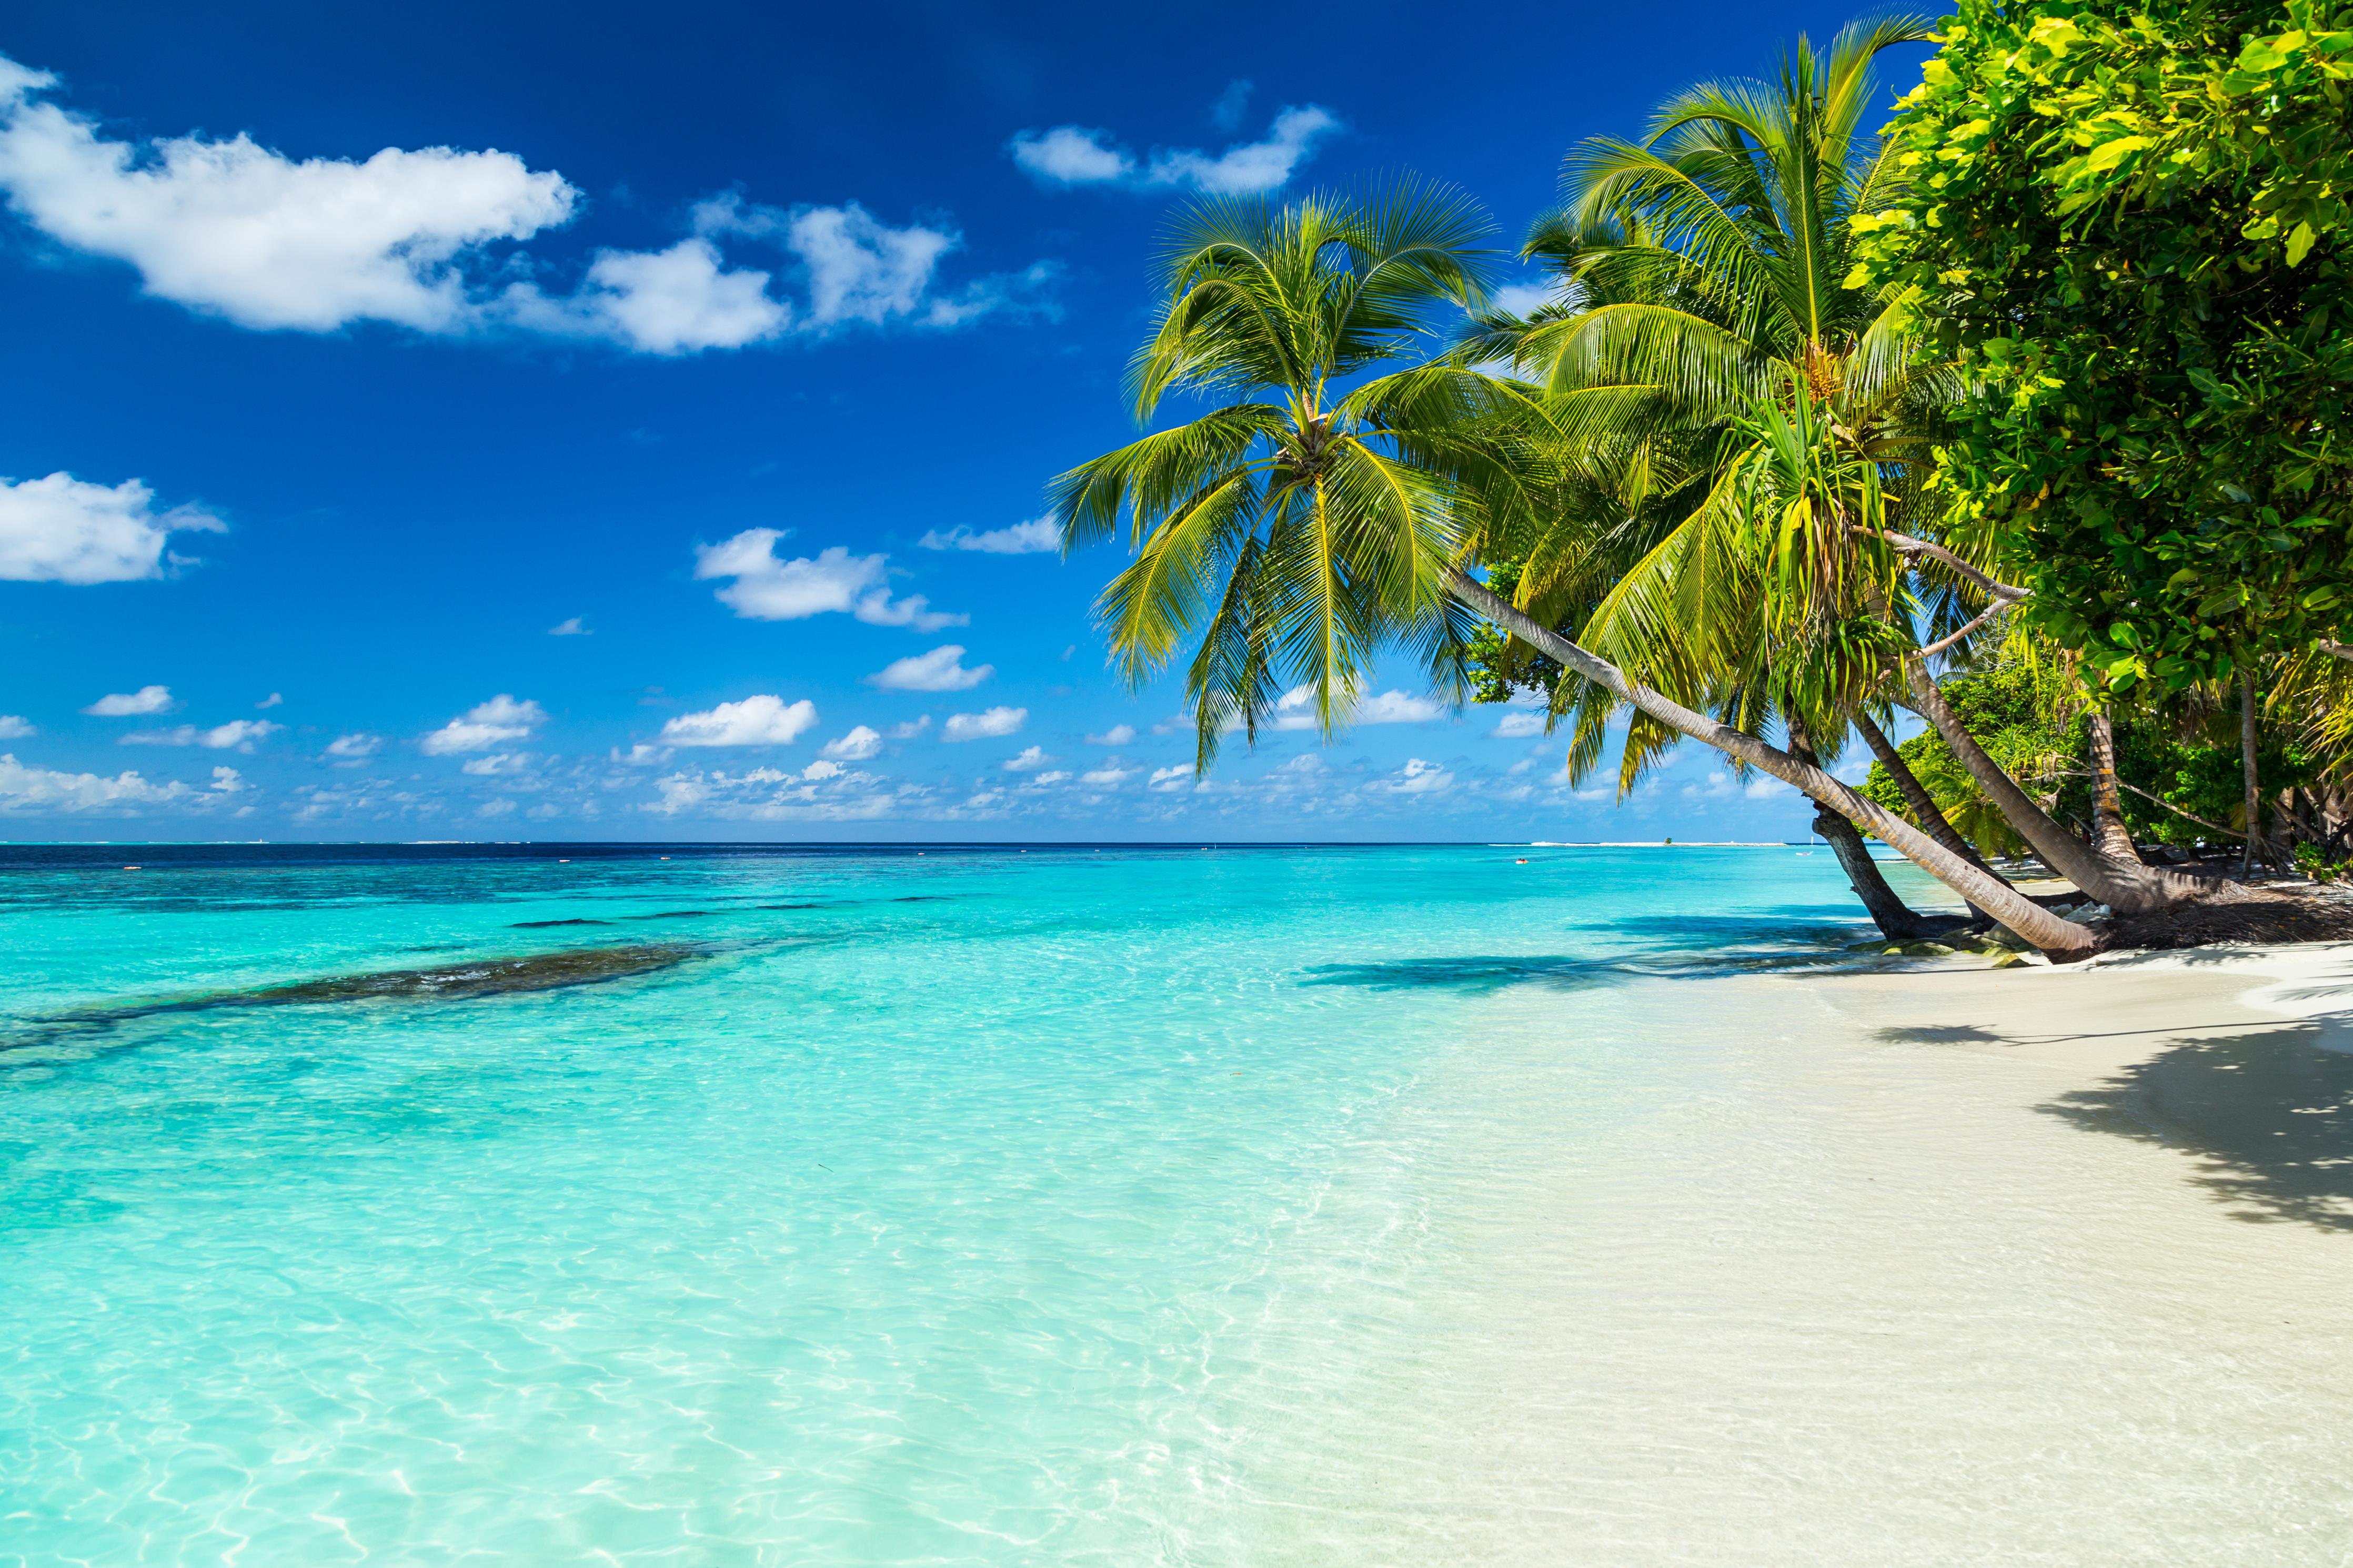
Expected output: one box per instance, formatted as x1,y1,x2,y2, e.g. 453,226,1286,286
1252,945,2353,1566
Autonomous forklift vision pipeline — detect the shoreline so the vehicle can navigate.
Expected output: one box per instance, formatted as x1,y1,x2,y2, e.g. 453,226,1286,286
1255,944,2353,1563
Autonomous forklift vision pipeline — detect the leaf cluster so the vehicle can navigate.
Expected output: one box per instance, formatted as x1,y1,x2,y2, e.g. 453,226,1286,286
1852,0,2353,690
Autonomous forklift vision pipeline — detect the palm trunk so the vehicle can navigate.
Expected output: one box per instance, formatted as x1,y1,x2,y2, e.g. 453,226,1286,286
2241,666,2264,878
1851,711,2008,881
1901,655,2204,914
1813,805,1934,938
2085,711,2141,865
1448,570,2099,960
1787,721,1929,939
1849,710,2006,925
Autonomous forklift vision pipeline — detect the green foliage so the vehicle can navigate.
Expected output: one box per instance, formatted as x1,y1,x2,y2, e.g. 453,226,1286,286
1860,660,2319,852
1470,16,1973,794
1859,662,2079,853
2295,838,2351,879
1465,559,1564,706
1853,0,2353,691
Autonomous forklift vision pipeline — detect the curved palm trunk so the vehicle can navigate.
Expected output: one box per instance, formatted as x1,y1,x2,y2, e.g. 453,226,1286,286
1900,655,2205,914
1449,571,2100,960
1851,710,2002,926
1851,709,2012,892
1813,805,1935,938
1788,722,1932,939
2085,712,2141,865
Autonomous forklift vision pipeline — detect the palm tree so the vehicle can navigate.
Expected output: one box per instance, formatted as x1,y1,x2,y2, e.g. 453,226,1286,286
1475,13,2213,915
1050,180,2099,958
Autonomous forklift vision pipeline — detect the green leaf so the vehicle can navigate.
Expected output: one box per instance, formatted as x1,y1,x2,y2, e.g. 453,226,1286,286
2084,136,2152,174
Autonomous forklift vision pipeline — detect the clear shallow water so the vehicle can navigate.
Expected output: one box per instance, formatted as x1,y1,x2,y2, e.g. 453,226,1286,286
0,842,1887,1565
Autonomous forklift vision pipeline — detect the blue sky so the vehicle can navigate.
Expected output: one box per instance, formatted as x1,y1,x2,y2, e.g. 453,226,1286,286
0,1,1919,842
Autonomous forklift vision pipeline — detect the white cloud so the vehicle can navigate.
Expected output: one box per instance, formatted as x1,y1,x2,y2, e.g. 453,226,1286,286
1001,744,1053,772
1271,683,1444,730
1007,126,1135,185
255,692,282,708
421,693,545,755
548,616,588,636
1491,709,1545,739
942,705,1025,741
693,193,1057,332
1365,757,1454,795
917,515,1061,555
887,716,932,739
324,733,380,758
1149,764,1193,792
0,715,31,739
693,530,964,630
460,751,534,775
789,202,955,328
506,237,788,353
821,724,884,761
0,752,194,812
611,743,668,765
0,57,1051,353
658,693,819,747
641,757,936,823
1009,105,1340,195
122,718,278,751
1745,775,1793,800
0,57,577,332
0,473,220,584
1087,724,1136,746
1360,690,1447,723
84,684,173,716
1491,284,1556,316
871,644,992,692
1684,771,1737,801
478,797,518,818
1079,765,1137,788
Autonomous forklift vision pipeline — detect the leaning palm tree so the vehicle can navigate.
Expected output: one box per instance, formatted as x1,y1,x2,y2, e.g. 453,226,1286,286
1479,14,2212,915
1050,180,2099,958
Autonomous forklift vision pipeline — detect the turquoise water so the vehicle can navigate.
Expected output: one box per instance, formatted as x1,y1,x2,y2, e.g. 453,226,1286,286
0,843,1894,1565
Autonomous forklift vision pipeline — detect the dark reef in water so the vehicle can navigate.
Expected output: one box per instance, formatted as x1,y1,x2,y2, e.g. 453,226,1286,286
9,944,699,1053
511,917,612,928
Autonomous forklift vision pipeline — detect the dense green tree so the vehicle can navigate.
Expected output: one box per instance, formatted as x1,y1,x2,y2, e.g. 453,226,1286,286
1851,0,2353,692
1463,14,2213,918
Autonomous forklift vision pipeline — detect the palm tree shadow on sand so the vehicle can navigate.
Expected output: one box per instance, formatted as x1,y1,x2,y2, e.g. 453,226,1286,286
2034,1025,2353,1232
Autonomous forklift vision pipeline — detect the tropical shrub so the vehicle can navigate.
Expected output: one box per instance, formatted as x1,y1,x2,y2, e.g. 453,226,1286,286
1852,0,2353,692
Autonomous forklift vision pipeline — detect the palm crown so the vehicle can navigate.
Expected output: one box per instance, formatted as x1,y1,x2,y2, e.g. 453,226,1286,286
1469,14,1966,788
1051,184,1529,766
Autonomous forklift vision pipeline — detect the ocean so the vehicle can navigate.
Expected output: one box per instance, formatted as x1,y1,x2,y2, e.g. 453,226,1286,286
0,841,1888,1564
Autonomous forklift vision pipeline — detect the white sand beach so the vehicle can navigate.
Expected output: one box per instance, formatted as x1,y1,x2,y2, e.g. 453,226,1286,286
1247,944,2353,1565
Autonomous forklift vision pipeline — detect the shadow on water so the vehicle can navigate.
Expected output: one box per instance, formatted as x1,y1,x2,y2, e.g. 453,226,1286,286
2039,1027,2353,1232
1571,913,1868,948
3,944,704,1061
1300,940,1871,997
